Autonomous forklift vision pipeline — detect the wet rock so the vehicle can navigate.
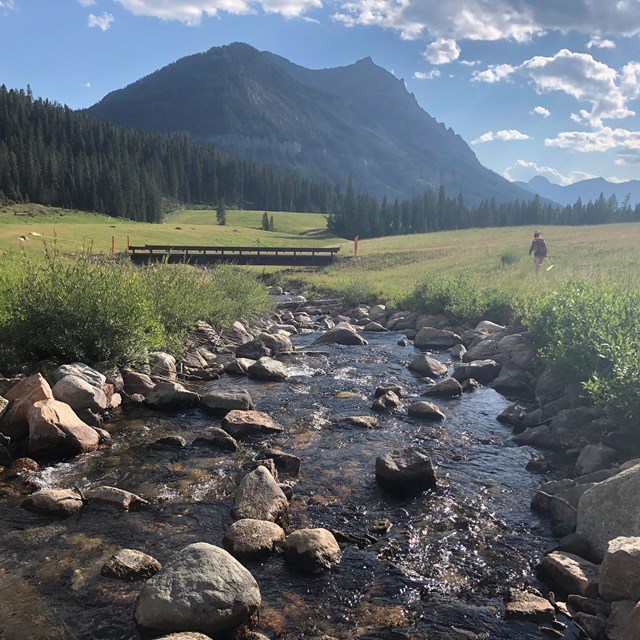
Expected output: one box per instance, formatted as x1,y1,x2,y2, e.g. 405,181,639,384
236,340,272,360
154,435,187,448
369,304,387,321
222,410,284,439
538,551,599,597
574,444,617,476
192,427,239,451
54,363,106,388
374,382,407,398
283,528,341,574
566,594,611,617
463,338,501,362
247,357,288,381
200,385,253,414
496,403,528,428
452,359,500,385
407,401,446,420
623,601,640,640
556,533,597,562
134,542,261,636
573,612,606,640
146,381,199,408
225,358,256,375
461,378,481,392
504,589,555,622
408,354,448,377
28,399,100,459
576,463,640,560
599,537,640,602
513,425,560,449
22,488,84,517
449,344,466,359
386,311,419,331
223,518,285,560
0,373,54,441
51,375,107,414
414,327,461,349
397,338,411,347
121,368,155,398
232,465,289,522
334,415,378,429
363,321,387,332
489,362,534,397
85,486,149,511
256,332,293,354
372,391,401,412
375,447,436,494
422,377,462,398
606,600,636,640
312,323,368,346
256,448,301,476
101,548,162,581
5,456,39,477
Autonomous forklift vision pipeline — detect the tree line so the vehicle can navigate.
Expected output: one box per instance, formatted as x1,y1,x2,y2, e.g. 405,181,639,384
0,85,339,221
328,177,640,238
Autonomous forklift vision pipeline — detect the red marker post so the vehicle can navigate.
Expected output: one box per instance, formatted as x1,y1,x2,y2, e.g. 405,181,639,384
354,235,359,257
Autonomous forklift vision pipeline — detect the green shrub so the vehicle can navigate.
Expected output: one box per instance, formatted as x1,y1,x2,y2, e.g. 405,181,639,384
500,250,519,266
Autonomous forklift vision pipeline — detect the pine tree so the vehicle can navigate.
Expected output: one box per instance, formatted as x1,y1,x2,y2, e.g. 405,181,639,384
216,200,227,225
261,211,269,230
269,214,274,231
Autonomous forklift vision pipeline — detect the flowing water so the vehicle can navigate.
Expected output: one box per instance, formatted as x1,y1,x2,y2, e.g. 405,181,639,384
0,330,581,640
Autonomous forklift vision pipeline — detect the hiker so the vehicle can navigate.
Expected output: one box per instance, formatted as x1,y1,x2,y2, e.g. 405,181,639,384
528,230,548,274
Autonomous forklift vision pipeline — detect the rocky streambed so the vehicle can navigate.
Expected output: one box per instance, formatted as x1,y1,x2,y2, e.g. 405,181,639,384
0,295,636,640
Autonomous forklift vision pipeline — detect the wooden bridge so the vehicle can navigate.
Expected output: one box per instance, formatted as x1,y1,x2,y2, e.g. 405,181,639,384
128,244,341,267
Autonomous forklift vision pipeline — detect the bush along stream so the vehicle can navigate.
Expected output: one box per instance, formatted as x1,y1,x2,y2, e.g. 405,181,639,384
0,289,639,640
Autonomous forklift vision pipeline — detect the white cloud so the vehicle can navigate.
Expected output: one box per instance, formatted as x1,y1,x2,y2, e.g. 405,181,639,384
459,59,480,66
614,155,640,165
424,38,460,65
472,129,530,144
78,0,96,7
414,69,440,80
503,159,596,185
331,1,640,43
546,126,640,152
570,113,583,123
472,63,516,83
0,0,16,8
115,0,321,24
531,105,550,117
88,11,115,30
586,36,615,49
82,81,92,88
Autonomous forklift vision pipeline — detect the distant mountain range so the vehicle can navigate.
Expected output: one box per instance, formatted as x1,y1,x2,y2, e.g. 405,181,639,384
514,176,640,207
88,42,534,206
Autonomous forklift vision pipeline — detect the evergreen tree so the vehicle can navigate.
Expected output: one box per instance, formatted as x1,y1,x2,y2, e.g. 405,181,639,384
261,211,269,230
216,200,227,225
269,214,274,231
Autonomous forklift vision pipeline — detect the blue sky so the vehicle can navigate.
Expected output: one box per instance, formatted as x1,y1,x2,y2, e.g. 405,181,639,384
2,0,640,186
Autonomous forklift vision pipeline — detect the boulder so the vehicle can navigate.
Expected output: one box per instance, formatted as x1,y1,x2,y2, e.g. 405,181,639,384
372,391,401,412
452,360,500,385
145,382,199,408
121,368,155,398
573,613,606,639
333,415,378,429
193,427,239,451
154,435,187,448
577,464,640,560
155,634,212,640
283,528,341,574
85,486,148,511
21,488,84,517
408,355,448,377
0,373,53,441
574,444,617,477
462,339,500,362
199,385,253,414
449,344,467,359
363,322,387,332
224,321,254,344
407,401,446,420
223,519,285,560
232,466,289,522
53,363,106,388
236,340,272,360
475,320,506,334
221,410,284,438
512,425,561,449
149,352,177,380
489,362,534,397
623,601,640,640
247,357,288,381
606,600,637,640
256,448,301,476
375,447,436,494
52,374,108,413
225,358,255,375
369,304,387,321
414,327,461,349
504,589,555,622
538,551,599,597
374,382,407,398
422,377,462,398
101,548,162,581
312,323,368,346
134,542,260,636
256,332,292,354
27,399,100,459
599,537,640,602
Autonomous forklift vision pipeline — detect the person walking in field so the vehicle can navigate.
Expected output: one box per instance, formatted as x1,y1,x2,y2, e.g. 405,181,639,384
529,230,548,275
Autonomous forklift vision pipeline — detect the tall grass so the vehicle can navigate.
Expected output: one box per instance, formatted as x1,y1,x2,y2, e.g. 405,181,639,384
0,246,272,371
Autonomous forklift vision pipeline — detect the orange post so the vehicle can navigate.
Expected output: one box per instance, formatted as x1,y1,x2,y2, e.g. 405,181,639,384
354,235,359,256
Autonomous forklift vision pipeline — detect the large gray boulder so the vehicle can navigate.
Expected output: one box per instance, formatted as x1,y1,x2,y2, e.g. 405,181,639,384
247,357,288,381
223,519,285,560
221,410,284,438
21,488,84,517
283,528,342,574
422,377,462,398
408,355,448,377
375,447,436,494
407,401,446,420
149,352,177,381
256,332,292,354
199,385,253,414
312,323,368,346
145,382,199,409
599,536,640,602
414,327,461,349
452,359,500,385
101,548,161,581
538,551,599,597
577,464,640,560
53,363,106,388
574,444,616,476
134,542,261,636
27,399,100,458
52,374,109,413
232,466,289,522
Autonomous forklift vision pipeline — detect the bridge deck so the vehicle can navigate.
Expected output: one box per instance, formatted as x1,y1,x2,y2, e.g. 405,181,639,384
128,244,340,266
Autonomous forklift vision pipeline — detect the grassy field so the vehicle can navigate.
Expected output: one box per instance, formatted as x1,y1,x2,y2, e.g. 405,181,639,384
1,203,638,304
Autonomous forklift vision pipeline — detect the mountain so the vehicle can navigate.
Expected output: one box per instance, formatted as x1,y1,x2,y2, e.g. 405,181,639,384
514,176,640,207
88,42,533,206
